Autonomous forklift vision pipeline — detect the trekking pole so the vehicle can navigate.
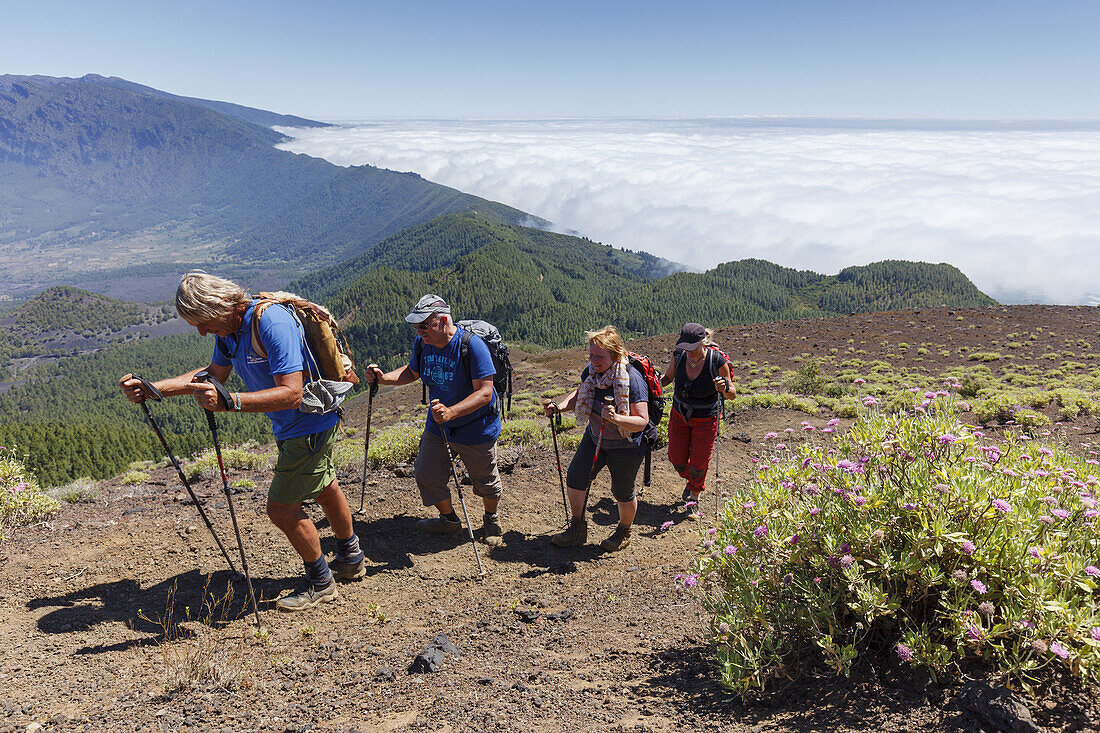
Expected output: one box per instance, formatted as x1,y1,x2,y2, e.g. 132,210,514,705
716,393,725,520
123,373,238,575
357,367,379,514
193,371,262,626
547,404,569,523
431,400,486,577
571,396,612,567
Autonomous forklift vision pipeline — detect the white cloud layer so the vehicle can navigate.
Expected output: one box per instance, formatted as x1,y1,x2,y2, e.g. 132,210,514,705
277,119,1100,305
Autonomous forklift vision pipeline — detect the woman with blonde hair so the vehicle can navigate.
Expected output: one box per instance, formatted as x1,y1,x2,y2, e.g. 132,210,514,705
543,326,650,552
661,323,735,506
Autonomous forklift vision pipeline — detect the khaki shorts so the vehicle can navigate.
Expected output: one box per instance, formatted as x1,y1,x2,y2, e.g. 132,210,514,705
414,430,503,507
269,425,338,505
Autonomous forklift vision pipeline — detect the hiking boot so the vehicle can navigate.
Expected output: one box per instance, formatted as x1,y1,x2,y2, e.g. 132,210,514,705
600,524,632,552
276,580,338,613
330,556,366,580
417,515,463,535
550,518,587,547
480,513,503,547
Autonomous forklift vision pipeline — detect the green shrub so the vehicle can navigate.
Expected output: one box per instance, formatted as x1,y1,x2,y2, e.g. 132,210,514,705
49,477,100,503
975,393,1025,425
834,398,861,419
231,478,256,490
693,399,1100,695
968,351,1003,363
120,470,151,486
334,423,422,471
186,449,271,481
784,360,828,396
499,418,549,448
1,447,60,539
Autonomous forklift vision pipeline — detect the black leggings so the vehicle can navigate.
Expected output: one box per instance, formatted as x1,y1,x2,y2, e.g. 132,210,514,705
566,435,644,503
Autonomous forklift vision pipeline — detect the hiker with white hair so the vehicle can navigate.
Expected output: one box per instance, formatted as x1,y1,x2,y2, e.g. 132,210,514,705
119,271,365,613
365,294,505,546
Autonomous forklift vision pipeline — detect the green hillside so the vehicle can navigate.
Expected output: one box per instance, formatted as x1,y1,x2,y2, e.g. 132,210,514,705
297,212,995,366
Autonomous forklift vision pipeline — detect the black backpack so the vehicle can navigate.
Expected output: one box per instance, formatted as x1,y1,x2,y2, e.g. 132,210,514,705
416,320,514,419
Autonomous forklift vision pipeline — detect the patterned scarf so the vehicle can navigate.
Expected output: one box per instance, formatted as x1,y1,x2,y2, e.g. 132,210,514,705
574,357,632,438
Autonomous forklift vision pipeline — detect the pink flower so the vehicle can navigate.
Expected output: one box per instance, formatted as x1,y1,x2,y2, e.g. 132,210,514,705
991,499,1012,513
764,432,778,440
809,507,822,516
862,396,878,406
903,502,917,511
853,378,865,385
753,525,768,538
813,577,821,584
723,545,737,556
660,520,674,531
1091,628,1100,642
967,624,982,641
970,579,987,594
960,541,976,556
684,500,697,509
938,433,958,445
1085,565,1100,578
1050,642,1069,659
840,554,854,568
827,418,840,427
896,643,913,662
1028,546,1042,558
743,501,755,509
1052,508,1069,519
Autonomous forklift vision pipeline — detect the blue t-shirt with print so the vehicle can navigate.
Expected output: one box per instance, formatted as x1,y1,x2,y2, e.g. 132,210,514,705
410,327,500,445
212,300,339,441
579,364,649,453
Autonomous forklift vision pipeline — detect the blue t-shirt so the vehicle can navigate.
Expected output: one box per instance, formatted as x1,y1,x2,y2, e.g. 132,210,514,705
212,299,339,441
580,364,649,452
410,327,500,445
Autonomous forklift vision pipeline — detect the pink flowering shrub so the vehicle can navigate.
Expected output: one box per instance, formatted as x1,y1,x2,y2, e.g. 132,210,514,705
0,445,59,541
697,399,1100,694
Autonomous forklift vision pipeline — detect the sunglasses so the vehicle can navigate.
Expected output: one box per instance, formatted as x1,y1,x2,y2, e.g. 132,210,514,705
414,315,439,332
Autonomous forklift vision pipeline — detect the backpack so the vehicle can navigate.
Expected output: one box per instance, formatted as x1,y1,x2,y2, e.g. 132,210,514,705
247,292,359,384
625,351,666,486
416,320,514,419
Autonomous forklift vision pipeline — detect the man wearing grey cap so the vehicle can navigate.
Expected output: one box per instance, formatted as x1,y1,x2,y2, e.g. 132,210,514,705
365,294,504,545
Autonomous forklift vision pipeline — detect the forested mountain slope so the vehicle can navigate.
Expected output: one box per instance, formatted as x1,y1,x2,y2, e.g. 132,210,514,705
297,212,996,365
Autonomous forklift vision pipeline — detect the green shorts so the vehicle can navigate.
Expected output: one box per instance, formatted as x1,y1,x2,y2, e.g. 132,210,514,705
269,425,338,505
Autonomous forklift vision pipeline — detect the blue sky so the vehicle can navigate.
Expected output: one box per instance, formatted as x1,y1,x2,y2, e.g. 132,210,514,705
3,0,1099,119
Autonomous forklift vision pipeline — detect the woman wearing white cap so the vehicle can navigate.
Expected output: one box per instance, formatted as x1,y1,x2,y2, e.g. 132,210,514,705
660,323,735,506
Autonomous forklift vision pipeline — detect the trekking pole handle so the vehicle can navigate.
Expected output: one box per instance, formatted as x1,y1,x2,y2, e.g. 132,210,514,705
193,370,233,411
366,364,380,397
122,373,163,402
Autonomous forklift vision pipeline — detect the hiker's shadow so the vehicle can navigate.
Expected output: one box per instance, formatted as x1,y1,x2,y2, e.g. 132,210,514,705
26,569,297,655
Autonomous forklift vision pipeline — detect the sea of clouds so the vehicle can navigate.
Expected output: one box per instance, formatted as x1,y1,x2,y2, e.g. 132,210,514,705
277,119,1100,305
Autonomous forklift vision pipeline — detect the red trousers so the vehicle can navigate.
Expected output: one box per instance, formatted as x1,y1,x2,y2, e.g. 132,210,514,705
667,407,719,493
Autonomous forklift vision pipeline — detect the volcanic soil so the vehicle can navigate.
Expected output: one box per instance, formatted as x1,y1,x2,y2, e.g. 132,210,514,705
1,305,1098,732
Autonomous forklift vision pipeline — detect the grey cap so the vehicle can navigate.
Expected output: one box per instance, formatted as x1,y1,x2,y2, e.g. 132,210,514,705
405,294,451,324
